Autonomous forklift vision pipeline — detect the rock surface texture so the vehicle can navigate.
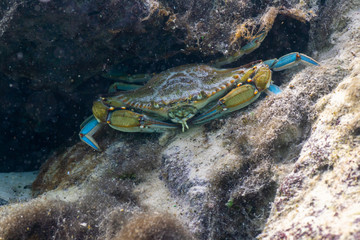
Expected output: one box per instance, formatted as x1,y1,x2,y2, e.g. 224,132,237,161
1,0,360,239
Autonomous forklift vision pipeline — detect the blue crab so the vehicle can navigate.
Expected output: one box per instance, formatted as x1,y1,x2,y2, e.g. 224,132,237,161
79,33,319,151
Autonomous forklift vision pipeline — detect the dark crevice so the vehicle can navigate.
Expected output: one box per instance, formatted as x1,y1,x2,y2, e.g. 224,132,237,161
353,127,360,136
234,13,311,67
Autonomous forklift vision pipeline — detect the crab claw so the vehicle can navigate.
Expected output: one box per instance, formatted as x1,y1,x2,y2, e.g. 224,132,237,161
106,110,178,132
79,115,102,151
192,84,261,125
263,52,320,71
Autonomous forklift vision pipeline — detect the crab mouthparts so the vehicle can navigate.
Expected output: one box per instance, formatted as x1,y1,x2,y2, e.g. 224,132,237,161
181,119,189,132
168,105,197,132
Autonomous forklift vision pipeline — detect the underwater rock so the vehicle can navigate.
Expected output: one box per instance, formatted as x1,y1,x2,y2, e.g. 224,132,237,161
1,0,360,239
0,0,318,85
260,5,360,238
114,213,194,240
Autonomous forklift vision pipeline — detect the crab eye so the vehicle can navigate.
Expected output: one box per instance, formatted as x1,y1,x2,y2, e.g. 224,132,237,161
152,102,160,108
196,91,207,100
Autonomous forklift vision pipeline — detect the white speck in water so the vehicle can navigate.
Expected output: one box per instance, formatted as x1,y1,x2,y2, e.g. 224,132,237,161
16,52,23,60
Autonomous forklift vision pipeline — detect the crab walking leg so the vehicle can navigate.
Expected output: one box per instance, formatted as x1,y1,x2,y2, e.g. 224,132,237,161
79,115,102,151
102,71,154,84
240,30,268,55
108,82,143,92
263,52,320,71
107,110,178,132
211,30,268,68
266,84,282,95
192,84,261,124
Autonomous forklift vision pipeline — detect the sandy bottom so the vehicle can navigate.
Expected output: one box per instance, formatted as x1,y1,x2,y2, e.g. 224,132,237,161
0,171,38,205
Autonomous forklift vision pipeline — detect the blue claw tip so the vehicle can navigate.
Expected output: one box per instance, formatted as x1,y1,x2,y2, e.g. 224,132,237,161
299,53,320,66
268,84,282,94
79,116,101,151
79,135,101,151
